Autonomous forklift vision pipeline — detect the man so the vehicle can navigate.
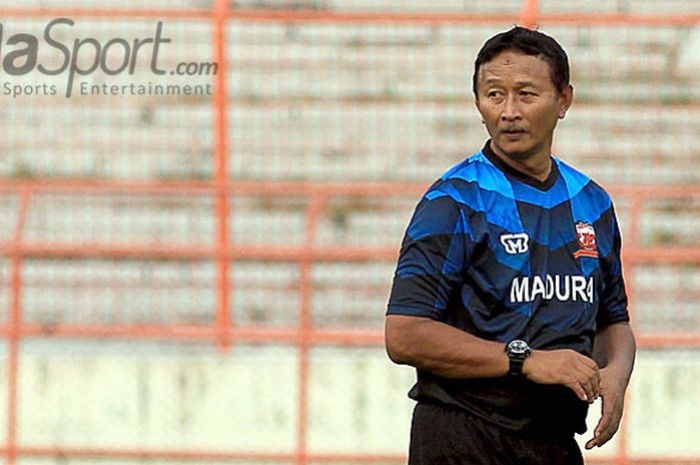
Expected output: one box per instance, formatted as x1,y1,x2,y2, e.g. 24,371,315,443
385,26,636,465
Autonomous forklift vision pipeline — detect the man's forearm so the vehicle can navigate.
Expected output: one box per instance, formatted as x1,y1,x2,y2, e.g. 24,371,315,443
385,315,510,379
386,314,604,401
593,322,636,386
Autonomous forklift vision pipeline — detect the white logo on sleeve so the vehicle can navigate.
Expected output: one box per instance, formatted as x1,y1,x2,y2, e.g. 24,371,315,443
500,233,530,255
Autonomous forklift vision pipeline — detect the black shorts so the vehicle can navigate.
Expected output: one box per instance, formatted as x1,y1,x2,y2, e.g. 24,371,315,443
408,402,584,465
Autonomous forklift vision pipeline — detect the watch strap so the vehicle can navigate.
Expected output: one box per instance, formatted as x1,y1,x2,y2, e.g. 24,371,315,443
508,354,526,376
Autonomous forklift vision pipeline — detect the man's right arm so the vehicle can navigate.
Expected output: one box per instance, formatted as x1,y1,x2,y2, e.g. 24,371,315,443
385,314,601,402
385,314,509,378
386,187,599,401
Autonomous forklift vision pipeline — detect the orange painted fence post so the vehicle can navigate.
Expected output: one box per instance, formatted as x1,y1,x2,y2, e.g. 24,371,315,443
213,0,232,351
296,194,327,465
6,188,32,465
520,0,540,29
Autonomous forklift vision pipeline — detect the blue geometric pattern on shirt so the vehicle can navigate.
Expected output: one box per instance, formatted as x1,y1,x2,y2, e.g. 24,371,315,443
433,156,610,255
426,179,523,234
415,190,530,276
387,145,629,353
446,152,589,207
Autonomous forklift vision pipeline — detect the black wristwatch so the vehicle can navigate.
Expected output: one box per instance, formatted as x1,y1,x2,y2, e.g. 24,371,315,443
506,339,532,377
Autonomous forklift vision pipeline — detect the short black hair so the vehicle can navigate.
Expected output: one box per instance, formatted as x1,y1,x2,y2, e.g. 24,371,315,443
472,26,570,95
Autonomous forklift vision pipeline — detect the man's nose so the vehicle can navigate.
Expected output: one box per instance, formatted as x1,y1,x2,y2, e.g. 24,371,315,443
500,94,521,121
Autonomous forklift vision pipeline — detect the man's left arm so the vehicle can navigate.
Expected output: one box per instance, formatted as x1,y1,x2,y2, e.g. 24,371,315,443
586,321,636,449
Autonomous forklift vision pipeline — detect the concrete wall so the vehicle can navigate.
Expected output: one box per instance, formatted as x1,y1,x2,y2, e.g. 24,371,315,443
2,342,699,464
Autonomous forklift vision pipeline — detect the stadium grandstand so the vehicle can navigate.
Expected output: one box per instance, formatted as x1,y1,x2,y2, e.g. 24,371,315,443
0,0,699,464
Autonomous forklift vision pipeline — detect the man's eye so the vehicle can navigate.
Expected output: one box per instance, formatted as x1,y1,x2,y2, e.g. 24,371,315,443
520,91,535,97
487,91,501,98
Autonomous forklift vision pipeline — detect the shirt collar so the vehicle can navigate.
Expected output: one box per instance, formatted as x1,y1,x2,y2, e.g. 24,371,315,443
481,140,559,191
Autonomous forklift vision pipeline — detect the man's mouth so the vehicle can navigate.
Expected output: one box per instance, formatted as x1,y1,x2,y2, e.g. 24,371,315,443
502,129,527,140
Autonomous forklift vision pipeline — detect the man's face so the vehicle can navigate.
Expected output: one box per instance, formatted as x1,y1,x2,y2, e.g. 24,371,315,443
475,49,572,160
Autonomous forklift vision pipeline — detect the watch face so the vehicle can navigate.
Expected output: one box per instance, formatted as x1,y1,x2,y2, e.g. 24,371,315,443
508,340,530,355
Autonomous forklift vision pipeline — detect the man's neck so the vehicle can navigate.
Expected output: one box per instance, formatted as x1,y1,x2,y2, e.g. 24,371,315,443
489,140,552,182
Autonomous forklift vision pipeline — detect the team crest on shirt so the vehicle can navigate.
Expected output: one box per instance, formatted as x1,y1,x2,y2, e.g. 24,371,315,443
500,233,529,255
573,221,598,259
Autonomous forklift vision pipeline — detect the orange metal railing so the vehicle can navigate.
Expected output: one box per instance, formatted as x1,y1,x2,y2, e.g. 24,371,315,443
1,180,700,465
2,0,700,464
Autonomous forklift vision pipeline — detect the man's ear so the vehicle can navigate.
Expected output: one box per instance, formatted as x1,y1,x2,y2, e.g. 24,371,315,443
474,94,484,121
558,84,574,119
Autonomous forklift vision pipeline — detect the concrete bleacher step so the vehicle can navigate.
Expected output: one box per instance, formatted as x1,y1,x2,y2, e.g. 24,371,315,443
13,257,700,333
230,0,521,13
541,0,700,14
229,0,700,15
20,194,215,244
20,259,217,326
225,41,678,101
8,187,700,251
8,0,213,10
5,97,700,184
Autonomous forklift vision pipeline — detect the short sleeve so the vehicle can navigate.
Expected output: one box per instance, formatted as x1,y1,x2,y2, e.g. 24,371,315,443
597,206,630,328
386,190,468,321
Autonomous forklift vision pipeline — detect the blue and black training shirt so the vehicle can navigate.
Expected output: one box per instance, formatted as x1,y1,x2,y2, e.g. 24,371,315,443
387,140,630,437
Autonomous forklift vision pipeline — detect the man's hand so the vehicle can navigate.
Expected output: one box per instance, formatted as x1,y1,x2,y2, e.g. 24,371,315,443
522,349,600,402
585,367,627,449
